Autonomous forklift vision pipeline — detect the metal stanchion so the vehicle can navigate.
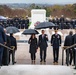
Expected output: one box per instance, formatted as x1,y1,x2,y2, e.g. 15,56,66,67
62,44,76,66
0,43,14,51
66,49,69,66
62,48,64,65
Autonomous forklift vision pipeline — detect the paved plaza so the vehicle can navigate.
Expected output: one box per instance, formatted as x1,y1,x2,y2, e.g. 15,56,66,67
15,43,63,65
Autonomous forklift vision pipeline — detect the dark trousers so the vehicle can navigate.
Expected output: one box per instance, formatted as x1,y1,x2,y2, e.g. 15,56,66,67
31,53,36,60
0,47,4,66
9,50,15,64
2,49,9,65
66,49,73,65
40,48,47,61
53,48,59,62
61,23,64,29
73,50,75,65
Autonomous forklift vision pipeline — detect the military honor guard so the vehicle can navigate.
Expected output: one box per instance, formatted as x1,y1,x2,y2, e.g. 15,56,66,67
51,29,62,64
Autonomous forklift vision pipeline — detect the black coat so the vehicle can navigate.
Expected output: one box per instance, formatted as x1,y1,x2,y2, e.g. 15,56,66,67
0,26,6,44
73,34,76,44
2,35,11,65
25,19,29,29
38,34,48,49
51,34,61,48
60,17,65,23
10,36,17,50
72,34,76,48
64,35,73,46
28,37,37,53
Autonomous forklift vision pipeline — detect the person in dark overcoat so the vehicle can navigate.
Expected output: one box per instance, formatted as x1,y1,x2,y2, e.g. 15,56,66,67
60,15,65,29
64,31,73,65
72,29,76,65
38,30,48,62
9,33,17,65
28,34,37,64
51,29,61,64
0,26,6,66
25,16,29,29
2,29,11,65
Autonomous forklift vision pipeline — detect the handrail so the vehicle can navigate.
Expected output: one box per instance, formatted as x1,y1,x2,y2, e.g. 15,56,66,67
63,44,76,50
62,44,76,66
0,43,14,51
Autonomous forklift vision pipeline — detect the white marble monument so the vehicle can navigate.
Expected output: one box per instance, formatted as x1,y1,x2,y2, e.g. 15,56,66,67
29,9,46,29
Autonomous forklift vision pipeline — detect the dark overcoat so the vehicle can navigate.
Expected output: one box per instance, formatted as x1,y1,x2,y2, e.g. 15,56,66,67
28,38,37,53
10,36,17,50
64,35,73,46
38,34,48,49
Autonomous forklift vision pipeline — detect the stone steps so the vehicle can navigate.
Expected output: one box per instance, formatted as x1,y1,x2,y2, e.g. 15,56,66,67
0,65,74,75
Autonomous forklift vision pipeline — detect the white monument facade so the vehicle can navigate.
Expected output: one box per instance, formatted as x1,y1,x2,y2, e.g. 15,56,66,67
29,9,46,29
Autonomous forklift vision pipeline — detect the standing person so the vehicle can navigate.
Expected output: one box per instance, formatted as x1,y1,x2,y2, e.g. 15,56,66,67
73,29,76,65
2,29,11,65
0,26,6,67
25,16,29,29
60,15,65,29
38,30,48,62
28,34,37,64
51,29,61,64
9,33,17,65
64,31,73,65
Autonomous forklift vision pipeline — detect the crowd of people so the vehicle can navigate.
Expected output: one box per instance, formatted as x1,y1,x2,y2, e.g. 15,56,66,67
0,15,76,68
0,26,17,68
64,30,76,66
49,15,76,29
28,29,76,66
0,16,29,29
0,15,76,29
0,24,76,67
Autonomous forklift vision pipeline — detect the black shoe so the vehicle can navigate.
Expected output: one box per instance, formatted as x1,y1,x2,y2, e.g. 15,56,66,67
44,60,46,62
56,61,58,63
40,60,42,62
12,63,14,65
53,61,55,63
72,64,75,66
31,60,33,64
55,62,58,65
14,61,16,63
33,60,36,64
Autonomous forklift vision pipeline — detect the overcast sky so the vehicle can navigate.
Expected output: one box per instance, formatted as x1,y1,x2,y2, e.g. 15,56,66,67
0,0,76,4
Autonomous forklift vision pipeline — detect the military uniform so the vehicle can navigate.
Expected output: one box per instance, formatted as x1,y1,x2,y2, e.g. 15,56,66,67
51,33,61,63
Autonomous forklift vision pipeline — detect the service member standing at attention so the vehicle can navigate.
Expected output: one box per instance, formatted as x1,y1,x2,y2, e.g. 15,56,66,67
51,29,62,64
38,30,48,63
